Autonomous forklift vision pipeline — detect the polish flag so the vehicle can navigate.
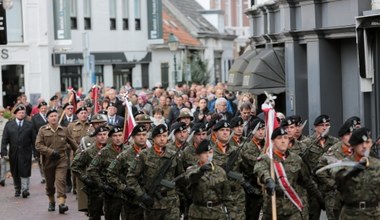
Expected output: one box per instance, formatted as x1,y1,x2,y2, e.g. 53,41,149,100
123,99,136,143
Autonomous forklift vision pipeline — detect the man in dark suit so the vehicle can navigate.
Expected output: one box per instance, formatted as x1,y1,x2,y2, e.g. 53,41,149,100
1,105,36,197
60,102,77,127
31,101,48,184
213,97,233,121
107,102,124,128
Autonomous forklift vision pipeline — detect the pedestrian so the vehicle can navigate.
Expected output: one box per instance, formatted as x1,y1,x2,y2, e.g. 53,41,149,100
0,106,9,186
35,109,69,213
1,104,36,198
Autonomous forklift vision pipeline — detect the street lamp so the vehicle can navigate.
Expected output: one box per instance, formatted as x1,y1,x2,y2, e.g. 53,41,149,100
168,33,179,84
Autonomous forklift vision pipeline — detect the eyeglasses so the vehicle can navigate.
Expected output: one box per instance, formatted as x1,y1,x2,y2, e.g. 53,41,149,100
67,107,74,110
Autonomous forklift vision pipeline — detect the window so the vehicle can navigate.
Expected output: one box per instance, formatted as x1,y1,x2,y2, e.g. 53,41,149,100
83,0,91,30
110,0,117,30
122,0,129,30
60,66,82,92
6,0,23,42
134,0,141,30
113,70,131,90
95,65,104,84
70,0,77,29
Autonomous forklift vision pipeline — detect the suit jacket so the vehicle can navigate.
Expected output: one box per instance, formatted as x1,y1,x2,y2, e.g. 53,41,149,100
107,115,124,128
60,115,78,127
31,113,48,134
1,119,36,177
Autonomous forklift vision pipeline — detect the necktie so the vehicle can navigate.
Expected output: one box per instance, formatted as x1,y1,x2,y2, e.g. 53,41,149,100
18,121,22,129
111,118,114,125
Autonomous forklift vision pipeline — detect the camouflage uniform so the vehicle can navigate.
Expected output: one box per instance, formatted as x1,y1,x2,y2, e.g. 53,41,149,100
86,143,125,220
210,141,246,220
186,163,236,220
336,156,380,220
316,141,351,220
302,134,339,220
107,145,144,220
241,138,265,220
254,151,321,220
182,142,198,170
71,144,103,218
126,146,185,220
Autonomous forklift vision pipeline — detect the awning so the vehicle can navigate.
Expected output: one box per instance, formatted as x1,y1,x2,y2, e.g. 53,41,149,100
241,47,285,95
227,49,261,89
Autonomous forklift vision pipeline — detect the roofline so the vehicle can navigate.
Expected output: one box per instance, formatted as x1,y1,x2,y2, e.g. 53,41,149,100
197,32,237,40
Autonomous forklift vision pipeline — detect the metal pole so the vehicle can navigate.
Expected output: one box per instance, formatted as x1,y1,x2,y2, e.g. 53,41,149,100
174,53,177,84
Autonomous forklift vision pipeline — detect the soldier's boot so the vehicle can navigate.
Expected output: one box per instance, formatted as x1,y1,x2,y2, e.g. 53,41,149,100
48,195,55,212
58,197,68,214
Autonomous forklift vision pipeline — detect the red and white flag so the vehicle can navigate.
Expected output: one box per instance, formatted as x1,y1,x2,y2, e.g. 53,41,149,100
123,98,136,143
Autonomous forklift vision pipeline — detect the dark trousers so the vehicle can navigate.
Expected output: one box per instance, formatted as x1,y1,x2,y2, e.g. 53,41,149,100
104,196,123,220
122,202,143,220
88,193,104,220
246,194,263,220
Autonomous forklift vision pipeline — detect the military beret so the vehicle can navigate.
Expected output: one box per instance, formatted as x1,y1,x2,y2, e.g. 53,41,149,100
345,116,361,128
338,121,354,138
170,122,187,134
133,110,145,118
62,102,74,110
38,101,48,109
195,140,212,155
131,124,147,137
107,102,117,108
91,114,107,123
230,116,243,128
109,126,123,137
281,116,297,127
85,103,93,108
314,114,330,126
213,120,230,131
349,127,371,146
271,127,287,140
90,125,109,137
75,106,87,114
292,115,302,126
13,105,26,114
176,111,194,121
50,95,58,101
46,109,58,118
152,124,168,138
192,122,208,134
250,118,265,130
98,110,107,115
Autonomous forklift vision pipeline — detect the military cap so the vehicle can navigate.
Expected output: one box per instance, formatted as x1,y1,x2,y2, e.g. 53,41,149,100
250,118,265,130
152,124,168,138
131,124,147,137
107,102,117,108
91,114,107,123
176,111,194,121
75,106,87,114
46,109,58,118
349,127,371,146
13,105,26,114
195,140,212,154
98,110,107,115
292,115,303,126
62,102,74,110
281,116,297,127
50,95,58,101
133,110,145,118
109,126,123,137
345,116,361,128
38,101,48,109
314,114,330,126
230,116,243,128
213,120,230,131
90,125,109,137
192,122,208,134
85,103,93,108
338,121,354,138
135,114,152,123
271,127,287,140
170,122,187,134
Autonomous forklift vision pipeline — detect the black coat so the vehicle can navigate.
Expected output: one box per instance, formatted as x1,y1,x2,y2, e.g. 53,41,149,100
60,115,78,127
31,113,48,157
1,119,36,177
108,115,124,128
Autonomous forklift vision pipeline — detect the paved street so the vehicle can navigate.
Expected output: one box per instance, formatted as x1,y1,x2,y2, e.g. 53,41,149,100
0,162,87,220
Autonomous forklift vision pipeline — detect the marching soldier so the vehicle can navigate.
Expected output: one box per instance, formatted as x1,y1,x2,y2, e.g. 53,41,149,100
67,106,91,194
86,126,126,220
293,115,307,142
176,111,194,128
60,102,77,127
126,124,185,220
210,120,246,220
71,125,109,218
1,105,36,198
302,114,339,220
335,127,380,220
182,122,208,169
186,139,236,219
254,127,323,220
316,121,354,220
35,109,69,213
78,114,108,152
229,116,246,148
241,118,266,220
107,124,148,219
281,116,308,156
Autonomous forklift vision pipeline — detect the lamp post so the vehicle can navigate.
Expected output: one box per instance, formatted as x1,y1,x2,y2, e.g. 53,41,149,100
168,33,179,84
